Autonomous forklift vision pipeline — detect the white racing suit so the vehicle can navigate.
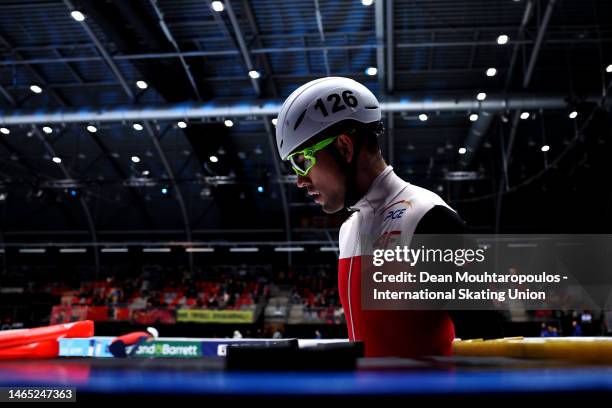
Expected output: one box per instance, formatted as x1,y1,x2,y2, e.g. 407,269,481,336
338,166,466,357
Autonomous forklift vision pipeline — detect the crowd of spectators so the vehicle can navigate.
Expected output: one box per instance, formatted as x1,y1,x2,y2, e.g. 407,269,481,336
8,263,344,325
61,267,268,312
284,267,343,324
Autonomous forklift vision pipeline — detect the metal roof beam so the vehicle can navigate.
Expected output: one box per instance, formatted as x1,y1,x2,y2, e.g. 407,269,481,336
313,0,330,76
386,0,394,94
0,28,99,273
264,116,292,263
0,85,16,106
496,0,558,233
224,0,261,95
505,0,535,90
4,18,157,237
0,137,51,180
1,94,596,125
383,0,393,165
63,0,134,100
150,0,202,101
0,32,70,106
12,66,548,87
523,0,557,88
241,0,279,97
53,49,85,84
375,0,385,94
462,0,535,171
63,0,192,254
30,125,100,275
5,37,612,66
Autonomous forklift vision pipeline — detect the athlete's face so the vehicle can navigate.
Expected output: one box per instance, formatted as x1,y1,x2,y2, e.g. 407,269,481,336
295,136,352,213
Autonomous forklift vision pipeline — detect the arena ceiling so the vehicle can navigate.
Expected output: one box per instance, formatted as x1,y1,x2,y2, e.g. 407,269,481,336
0,0,611,247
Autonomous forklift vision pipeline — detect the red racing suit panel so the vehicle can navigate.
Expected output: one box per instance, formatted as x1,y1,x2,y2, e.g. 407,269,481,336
338,166,456,358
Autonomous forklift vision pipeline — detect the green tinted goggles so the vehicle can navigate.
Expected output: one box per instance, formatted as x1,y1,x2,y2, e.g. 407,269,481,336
286,136,338,176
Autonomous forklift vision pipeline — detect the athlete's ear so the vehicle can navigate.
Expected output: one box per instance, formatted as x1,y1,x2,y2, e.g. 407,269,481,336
335,134,354,164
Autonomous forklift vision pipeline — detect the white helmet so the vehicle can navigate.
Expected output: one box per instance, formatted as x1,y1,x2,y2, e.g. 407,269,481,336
275,77,381,160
